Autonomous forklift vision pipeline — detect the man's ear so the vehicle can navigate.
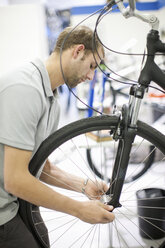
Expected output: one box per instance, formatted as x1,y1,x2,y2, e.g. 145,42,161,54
73,44,85,59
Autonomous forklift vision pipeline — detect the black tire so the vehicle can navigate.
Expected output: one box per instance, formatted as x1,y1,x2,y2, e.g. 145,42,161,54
18,115,165,248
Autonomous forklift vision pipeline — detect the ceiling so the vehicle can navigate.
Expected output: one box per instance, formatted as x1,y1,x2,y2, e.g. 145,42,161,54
0,0,106,9
44,0,106,9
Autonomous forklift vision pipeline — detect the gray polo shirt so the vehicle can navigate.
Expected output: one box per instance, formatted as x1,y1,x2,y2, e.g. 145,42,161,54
0,58,60,225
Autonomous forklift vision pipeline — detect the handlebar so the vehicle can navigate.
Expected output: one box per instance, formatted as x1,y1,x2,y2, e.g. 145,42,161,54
138,30,165,91
106,0,165,91
113,0,159,30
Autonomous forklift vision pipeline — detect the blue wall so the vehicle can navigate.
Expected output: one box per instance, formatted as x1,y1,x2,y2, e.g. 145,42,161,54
71,1,165,15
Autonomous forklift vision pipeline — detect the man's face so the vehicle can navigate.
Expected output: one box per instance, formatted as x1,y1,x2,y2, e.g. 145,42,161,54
65,47,104,88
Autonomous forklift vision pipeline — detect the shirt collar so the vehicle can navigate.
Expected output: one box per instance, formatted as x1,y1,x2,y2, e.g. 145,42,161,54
32,58,56,99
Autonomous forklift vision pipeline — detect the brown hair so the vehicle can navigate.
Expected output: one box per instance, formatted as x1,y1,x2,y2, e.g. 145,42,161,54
53,25,104,57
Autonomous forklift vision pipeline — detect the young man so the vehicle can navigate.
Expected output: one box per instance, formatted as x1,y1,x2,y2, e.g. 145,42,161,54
0,25,115,247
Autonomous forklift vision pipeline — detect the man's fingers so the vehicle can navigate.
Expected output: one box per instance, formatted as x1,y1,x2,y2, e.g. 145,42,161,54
80,200,115,224
102,205,115,222
97,201,115,222
98,201,113,211
104,204,114,212
103,183,109,192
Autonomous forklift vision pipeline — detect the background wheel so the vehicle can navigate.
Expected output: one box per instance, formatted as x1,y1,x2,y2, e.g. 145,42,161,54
86,144,156,183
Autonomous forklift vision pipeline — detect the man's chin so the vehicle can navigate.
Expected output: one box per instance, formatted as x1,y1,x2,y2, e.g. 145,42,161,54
67,81,80,88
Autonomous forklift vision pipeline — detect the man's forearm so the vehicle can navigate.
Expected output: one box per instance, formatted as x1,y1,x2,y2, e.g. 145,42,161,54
8,169,81,218
40,160,84,193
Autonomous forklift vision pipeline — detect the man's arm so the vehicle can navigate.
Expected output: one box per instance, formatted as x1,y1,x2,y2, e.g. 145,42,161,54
4,145,115,224
40,160,109,199
40,160,85,192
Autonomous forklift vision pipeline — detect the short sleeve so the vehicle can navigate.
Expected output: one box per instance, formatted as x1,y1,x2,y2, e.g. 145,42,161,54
0,84,43,150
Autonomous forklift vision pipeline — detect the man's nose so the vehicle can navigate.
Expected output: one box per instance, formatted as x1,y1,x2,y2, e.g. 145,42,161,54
86,70,95,81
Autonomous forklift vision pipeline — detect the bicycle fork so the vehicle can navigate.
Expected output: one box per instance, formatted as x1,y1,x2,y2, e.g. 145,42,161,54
101,85,146,209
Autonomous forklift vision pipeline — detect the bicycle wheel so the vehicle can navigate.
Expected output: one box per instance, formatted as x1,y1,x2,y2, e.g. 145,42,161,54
19,115,165,248
86,144,156,183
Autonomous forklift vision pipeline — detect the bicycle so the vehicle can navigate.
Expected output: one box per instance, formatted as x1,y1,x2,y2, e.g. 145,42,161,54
19,0,165,247
86,68,165,184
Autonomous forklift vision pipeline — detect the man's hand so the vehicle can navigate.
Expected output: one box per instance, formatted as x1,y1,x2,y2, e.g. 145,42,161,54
79,179,115,225
77,200,115,224
83,179,109,200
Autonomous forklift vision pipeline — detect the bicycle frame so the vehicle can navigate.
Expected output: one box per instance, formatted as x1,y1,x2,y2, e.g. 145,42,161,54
104,2,165,208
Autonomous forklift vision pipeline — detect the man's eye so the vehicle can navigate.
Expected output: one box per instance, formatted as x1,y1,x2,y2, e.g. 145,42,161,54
90,64,96,69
